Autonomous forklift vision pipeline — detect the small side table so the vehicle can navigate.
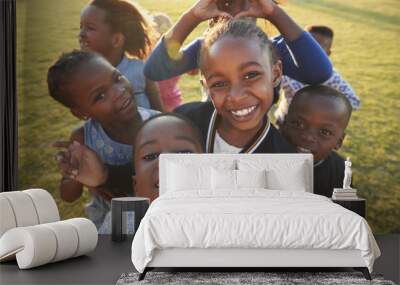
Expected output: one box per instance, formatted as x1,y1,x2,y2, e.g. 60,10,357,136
331,198,366,218
111,197,150,242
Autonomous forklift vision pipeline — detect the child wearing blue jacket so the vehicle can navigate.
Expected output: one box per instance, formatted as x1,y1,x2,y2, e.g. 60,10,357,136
143,0,332,102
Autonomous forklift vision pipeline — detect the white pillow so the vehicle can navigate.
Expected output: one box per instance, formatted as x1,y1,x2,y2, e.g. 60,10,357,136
238,159,308,192
266,166,307,191
167,162,211,191
236,169,267,189
211,169,268,190
211,168,237,190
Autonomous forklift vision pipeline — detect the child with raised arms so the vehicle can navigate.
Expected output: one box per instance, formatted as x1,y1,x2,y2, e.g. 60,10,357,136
175,19,295,154
274,24,360,125
144,0,332,103
280,85,353,197
48,50,158,230
79,0,163,111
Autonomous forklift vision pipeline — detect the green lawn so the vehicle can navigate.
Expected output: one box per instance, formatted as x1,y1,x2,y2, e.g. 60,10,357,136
16,0,400,233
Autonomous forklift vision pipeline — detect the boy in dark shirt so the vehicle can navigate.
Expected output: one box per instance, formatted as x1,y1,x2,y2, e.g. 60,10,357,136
280,85,352,197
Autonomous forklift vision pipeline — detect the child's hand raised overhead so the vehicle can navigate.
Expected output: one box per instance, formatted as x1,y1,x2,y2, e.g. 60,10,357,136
53,141,108,188
234,0,277,19
189,0,233,21
236,0,302,42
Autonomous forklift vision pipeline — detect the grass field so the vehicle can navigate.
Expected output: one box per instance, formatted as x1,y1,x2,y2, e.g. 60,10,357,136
16,0,400,233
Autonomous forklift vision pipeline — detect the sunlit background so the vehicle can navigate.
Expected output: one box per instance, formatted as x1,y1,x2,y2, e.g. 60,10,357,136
16,0,400,233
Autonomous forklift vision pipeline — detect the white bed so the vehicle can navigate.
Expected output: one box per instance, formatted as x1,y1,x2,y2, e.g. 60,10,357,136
131,154,380,280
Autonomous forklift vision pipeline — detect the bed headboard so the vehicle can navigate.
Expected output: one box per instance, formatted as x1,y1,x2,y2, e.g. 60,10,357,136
159,153,313,195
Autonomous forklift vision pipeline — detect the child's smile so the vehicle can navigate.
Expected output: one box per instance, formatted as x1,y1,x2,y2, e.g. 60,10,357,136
79,5,113,56
229,104,259,122
116,87,135,114
202,36,279,144
67,57,139,126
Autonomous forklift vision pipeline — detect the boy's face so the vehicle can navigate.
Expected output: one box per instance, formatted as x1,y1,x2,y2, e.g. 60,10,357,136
67,57,138,125
310,32,333,56
79,5,114,56
133,117,203,202
281,94,348,162
202,37,280,134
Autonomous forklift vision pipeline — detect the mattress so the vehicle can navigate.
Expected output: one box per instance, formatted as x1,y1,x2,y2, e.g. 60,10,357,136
131,190,380,273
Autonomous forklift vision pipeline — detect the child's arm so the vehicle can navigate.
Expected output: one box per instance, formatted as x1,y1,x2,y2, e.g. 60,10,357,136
322,70,361,109
277,70,360,110
54,138,110,188
54,140,133,193
144,38,202,81
54,128,86,203
235,0,302,41
146,78,164,111
235,0,332,84
143,0,230,81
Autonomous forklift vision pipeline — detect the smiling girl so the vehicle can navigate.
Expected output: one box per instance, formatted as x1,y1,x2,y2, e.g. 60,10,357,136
176,20,294,154
79,0,163,111
144,0,332,104
47,50,158,230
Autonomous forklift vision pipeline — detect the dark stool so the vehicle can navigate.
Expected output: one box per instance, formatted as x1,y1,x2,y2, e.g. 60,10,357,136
111,197,149,242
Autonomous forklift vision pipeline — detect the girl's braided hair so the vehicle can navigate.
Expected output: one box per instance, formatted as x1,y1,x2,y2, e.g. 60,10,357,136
199,19,279,72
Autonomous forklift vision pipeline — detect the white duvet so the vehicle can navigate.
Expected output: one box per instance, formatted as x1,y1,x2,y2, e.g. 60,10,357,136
131,190,380,273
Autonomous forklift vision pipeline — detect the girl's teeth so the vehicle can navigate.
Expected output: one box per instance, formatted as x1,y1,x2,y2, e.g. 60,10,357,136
231,105,256,117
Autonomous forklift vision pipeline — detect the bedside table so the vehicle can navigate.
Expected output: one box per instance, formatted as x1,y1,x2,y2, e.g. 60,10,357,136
331,198,366,218
111,197,150,242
